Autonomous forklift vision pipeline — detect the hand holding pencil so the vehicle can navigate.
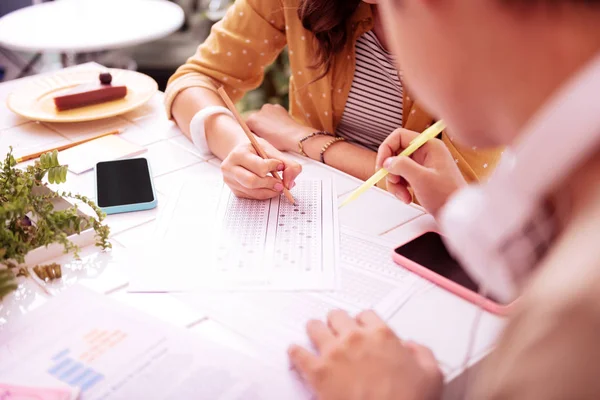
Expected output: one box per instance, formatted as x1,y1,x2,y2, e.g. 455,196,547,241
339,121,467,216
374,125,467,216
217,87,300,205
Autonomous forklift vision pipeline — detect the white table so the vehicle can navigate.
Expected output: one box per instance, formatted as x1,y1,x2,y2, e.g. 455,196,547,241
0,64,504,399
0,0,184,76
0,0,184,52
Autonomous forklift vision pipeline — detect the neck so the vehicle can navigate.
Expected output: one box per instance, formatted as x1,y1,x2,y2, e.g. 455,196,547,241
371,5,390,51
488,11,600,145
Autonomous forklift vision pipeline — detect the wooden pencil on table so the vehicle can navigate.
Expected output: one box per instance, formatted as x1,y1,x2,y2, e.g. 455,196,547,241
217,87,297,205
16,129,123,163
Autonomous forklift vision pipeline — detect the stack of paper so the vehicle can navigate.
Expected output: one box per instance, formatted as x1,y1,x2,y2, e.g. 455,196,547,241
0,286,309,399
177,229,426,364
127,178,340,292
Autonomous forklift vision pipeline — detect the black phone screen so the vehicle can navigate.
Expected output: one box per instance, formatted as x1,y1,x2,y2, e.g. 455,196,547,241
395,232,501,303
96,158,154,208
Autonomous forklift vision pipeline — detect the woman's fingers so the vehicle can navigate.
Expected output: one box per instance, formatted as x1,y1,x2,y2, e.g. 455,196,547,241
265,146,302,188
282,162,302,188
230,165,282,191
222,140,303,200
225,181,281,200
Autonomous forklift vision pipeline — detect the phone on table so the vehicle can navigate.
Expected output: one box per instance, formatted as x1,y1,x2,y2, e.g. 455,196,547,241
94,158,157,215
393,232,511,315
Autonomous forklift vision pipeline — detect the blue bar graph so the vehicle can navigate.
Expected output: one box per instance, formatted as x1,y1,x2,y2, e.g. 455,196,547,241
47,357,73,376
58,362,84,381
81,373,104,392
51,348,70,361
67,368,95,386
47,351,104,393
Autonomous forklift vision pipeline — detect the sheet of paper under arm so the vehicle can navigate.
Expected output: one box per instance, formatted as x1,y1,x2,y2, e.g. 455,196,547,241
127,178,340,292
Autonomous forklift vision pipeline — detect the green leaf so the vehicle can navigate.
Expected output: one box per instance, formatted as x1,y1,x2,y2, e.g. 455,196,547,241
41,153,49,169
1,147,111,302
48,166,55,184
0,269,18,300
60,166,68,183
51,149,59,167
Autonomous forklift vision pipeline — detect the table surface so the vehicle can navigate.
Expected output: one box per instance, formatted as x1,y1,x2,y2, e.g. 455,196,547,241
0,63,504,397
0,0,184,53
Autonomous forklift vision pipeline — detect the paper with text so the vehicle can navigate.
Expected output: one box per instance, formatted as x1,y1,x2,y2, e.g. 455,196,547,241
0,286,309,399
177,229,427,365
127,179,340,292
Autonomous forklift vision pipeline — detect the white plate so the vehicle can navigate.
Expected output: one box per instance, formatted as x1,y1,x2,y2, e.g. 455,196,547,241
7,68,158,123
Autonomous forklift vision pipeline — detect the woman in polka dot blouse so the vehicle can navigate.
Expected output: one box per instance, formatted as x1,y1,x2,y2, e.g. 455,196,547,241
165,0,502,204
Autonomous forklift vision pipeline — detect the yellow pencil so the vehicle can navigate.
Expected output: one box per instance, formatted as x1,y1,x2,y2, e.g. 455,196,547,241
339,120,447,208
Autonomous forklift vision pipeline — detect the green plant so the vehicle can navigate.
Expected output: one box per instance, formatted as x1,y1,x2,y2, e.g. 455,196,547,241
237,48,291,113
0,148,111,300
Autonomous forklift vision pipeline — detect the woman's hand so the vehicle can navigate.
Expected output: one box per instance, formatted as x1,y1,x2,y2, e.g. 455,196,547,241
221,137,302,200
376,128,467,216
288,310,444,400
246,104,312,152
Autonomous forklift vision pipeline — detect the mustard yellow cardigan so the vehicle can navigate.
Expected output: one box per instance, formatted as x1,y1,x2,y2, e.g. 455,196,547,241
165,0,502,182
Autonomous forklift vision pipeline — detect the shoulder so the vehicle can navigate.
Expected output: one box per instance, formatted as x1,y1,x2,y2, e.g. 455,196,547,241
471,197,600,399
470,260,600,399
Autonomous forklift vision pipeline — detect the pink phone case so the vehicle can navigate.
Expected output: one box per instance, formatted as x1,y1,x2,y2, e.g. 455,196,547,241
391,233,513,316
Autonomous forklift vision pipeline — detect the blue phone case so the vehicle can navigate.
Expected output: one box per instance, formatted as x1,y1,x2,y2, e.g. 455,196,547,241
94,158,158,215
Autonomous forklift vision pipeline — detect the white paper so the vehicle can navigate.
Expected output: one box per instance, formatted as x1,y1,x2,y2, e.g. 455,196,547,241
0,286,309,399
58,135,146,174
177,229,426,365
128,178,340,292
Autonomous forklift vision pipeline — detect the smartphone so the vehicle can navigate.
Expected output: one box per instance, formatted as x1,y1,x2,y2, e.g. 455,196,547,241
94,158,157,215
393,232,510,315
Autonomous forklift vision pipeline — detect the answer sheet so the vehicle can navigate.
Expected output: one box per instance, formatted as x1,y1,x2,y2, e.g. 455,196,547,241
127,178,339,292
177,229,427,365
0,286,309,399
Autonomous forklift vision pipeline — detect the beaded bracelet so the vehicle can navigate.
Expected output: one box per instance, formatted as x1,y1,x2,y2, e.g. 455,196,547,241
320,136,346,164
298,131,334,157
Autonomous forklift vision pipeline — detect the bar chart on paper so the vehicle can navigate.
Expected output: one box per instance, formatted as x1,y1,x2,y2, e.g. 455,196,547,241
46,328,128,393
0,287,310,400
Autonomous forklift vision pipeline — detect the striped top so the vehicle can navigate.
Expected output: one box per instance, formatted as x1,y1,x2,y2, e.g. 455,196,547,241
336,30,403,152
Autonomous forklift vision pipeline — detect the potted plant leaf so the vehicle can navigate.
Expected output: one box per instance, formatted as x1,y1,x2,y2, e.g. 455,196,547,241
0,148,111,301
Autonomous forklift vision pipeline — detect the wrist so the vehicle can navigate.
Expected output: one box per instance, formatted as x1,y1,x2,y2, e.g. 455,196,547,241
289,126,317,153
206,114,249,158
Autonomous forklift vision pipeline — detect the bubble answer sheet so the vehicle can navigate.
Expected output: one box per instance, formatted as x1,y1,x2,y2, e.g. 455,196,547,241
127,178,340,292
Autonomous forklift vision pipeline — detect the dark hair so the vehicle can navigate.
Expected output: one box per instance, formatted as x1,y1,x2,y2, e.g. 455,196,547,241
298,0,362,77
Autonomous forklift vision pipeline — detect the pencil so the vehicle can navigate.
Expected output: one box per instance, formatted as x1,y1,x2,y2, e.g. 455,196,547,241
339,120,447,208
217,87,296,205
16,129,123,163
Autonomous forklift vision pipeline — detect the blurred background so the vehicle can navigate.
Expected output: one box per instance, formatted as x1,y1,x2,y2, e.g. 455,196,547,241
0,0,291,112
